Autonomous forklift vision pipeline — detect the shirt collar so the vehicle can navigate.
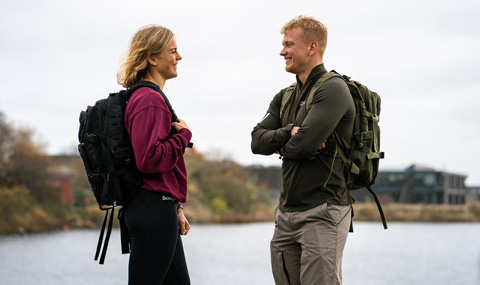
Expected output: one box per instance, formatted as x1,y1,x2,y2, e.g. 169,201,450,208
295,64,327,91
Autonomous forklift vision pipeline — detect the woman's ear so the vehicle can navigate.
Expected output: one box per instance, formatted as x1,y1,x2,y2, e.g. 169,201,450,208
146,54,157,66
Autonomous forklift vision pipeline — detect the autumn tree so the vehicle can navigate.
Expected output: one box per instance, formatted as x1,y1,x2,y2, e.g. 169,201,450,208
0,110,58,202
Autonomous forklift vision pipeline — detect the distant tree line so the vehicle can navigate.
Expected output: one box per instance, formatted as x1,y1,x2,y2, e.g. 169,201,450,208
0,109,277,233
2,109,478,234
0,110,67,233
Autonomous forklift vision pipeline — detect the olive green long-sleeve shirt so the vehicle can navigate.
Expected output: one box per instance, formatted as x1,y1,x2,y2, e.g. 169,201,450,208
251,64,355,211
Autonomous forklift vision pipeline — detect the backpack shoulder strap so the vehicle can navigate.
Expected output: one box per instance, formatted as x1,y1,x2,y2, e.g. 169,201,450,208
280,71,341,118
305,71,343,113
124,81,193,148
123,81,179,122
280,82,297,118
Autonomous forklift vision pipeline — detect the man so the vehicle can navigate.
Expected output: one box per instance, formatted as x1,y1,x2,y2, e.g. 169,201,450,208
251,16,355,284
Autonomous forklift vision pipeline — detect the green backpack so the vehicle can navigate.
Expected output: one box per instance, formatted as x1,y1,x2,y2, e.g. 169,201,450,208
281,71,387,229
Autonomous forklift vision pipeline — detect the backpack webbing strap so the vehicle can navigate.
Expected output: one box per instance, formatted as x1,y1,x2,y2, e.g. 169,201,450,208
94,208,108,262
349,206,355,233
335,140,387,230
366,186,388,230
100,206,115,264
335,142,360,176
94,207,115,264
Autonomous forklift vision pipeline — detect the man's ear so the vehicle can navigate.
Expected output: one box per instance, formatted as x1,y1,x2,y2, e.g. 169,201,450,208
308,41,318,56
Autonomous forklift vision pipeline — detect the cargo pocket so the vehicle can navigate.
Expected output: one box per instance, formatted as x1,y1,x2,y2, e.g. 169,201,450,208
326,204,351,226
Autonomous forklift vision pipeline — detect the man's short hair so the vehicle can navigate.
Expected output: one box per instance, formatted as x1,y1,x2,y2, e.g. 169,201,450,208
281,16,328,57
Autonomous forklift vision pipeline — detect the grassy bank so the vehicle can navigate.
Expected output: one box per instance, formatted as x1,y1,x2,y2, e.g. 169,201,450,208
78,202,480,228
2,201,479,235
353,203,480,223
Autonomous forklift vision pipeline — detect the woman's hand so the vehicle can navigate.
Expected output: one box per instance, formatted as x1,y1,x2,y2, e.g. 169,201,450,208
177,208,190,235
171,119,189,132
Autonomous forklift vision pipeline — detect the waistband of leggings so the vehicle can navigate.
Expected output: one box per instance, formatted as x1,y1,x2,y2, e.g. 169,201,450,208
140,188,178,202
161,195,177,202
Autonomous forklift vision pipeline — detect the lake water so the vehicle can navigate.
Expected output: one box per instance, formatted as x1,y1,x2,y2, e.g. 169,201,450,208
1,222,479,285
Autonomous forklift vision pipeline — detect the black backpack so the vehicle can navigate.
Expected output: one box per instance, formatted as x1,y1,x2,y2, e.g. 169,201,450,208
78,81,179,264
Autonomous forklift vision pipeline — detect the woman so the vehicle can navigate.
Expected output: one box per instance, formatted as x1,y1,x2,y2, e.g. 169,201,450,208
117,25,192,284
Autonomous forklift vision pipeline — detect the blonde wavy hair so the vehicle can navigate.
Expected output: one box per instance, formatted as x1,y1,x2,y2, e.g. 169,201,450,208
281,16,328,57
117,25,174,88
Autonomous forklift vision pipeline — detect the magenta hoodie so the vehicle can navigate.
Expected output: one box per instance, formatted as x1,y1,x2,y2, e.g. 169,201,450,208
124,87,192,202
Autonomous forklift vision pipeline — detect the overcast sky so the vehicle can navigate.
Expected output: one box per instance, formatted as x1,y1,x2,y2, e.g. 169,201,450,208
1,0,479,185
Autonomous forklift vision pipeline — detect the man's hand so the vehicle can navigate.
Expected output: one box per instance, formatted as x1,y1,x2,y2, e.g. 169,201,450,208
319,140,326,149
177,208,190,235
290,126,300,136
290,126,326,149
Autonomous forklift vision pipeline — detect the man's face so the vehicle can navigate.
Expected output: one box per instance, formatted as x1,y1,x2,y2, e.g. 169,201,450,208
280,27,310,76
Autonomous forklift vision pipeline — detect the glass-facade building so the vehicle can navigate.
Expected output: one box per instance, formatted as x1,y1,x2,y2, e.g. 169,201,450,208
352,165,468,204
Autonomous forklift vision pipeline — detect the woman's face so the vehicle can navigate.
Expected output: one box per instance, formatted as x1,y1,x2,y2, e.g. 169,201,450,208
151,37,182,81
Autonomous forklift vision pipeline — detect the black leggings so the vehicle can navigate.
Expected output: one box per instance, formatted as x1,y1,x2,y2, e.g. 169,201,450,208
124,189,190,285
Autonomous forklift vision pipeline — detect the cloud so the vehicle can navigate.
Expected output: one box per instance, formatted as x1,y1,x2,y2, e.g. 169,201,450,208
1,0,479,184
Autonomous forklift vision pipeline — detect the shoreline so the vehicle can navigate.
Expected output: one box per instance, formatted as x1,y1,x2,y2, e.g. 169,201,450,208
1,203,479,235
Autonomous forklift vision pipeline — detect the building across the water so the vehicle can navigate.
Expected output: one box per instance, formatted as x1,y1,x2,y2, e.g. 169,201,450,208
251,163,480,205
353,164,480,205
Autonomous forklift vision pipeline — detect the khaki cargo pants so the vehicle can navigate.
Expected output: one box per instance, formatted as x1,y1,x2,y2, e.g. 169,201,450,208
270,203,351,285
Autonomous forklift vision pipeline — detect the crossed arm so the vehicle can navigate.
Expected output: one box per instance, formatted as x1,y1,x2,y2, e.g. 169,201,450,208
251,79,350,160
